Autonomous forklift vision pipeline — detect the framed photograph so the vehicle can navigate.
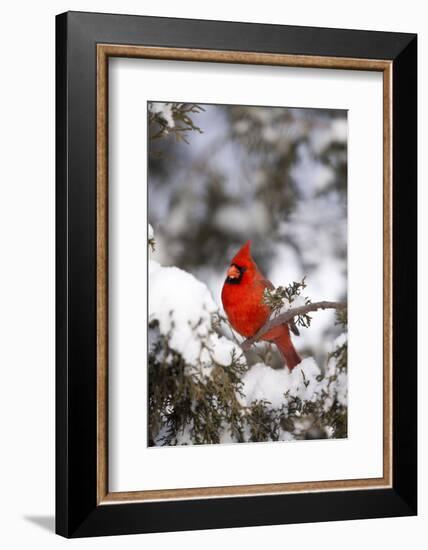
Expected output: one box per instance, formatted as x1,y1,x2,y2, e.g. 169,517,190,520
56,11,417,538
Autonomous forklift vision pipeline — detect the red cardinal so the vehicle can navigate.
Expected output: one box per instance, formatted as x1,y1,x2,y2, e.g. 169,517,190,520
221,241,301,371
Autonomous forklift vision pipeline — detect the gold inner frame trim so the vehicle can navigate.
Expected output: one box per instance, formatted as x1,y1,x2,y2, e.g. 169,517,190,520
96,44,393,505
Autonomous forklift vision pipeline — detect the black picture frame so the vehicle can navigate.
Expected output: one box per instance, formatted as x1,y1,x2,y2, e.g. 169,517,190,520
56,10,417,538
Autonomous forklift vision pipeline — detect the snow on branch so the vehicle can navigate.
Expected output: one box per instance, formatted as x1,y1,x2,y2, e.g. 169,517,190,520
241,301,346,351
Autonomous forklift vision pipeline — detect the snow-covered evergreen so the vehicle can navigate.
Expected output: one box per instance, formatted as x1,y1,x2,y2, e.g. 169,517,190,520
148,226,347,446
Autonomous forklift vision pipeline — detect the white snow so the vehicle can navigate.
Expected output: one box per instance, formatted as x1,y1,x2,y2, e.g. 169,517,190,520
291,144,335,196
324,331,348,407
233,119,250,135
336,372,348,407
240,364,290,408
214,201,269,236
240,353,347,433
148,223,154,240
210,337,240,367
332,332,347,348
309,118,347,154
331,118,348,142
149,102,175,128
149,259,243,369
241,358,325,409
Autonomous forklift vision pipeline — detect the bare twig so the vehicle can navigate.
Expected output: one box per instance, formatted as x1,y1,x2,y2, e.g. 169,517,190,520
240,301,346,351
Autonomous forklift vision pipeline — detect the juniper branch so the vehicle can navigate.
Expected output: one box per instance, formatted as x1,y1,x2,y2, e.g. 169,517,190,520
240,301,346,351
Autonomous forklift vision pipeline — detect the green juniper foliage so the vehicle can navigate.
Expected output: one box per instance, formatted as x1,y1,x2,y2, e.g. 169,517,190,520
148,319,248,446
148,103,205,144
328,308,348,374
148,236,156,252
263,277,312,328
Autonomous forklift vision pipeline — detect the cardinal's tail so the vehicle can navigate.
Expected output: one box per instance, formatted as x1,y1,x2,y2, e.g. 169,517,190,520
273,327,302,371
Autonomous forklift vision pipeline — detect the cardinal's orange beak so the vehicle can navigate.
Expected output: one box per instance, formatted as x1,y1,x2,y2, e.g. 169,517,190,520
227,265,241,279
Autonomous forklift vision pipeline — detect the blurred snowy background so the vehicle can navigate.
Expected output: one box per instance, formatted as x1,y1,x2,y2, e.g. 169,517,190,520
148,102,347,368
